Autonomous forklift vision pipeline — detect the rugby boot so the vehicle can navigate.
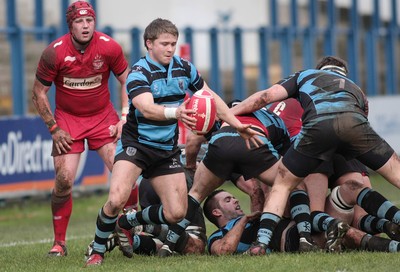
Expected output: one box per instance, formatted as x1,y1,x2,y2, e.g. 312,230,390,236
158,244,174,257
84,232,118,259
299,234,320,252
115,219,134,258
85,253,103,267
47,242,68,257
325,219,350,253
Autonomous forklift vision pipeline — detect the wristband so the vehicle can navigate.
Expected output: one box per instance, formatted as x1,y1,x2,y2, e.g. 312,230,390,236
164,107,177,120
121,106,129,121
49,123,59,134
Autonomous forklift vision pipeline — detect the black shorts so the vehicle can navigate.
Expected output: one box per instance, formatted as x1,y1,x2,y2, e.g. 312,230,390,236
328,154,369,188
295,113,389,160
114,144,183,179
202,127,280,180
310,160,334,176
285,113,393,176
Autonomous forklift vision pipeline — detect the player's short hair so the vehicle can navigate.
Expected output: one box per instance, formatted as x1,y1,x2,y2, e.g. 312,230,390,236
203,189,225,227
143,18,179,50
316,56,348,76
66,1,96,29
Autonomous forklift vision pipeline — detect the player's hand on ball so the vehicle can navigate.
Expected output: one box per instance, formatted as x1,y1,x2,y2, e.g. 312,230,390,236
177,99,197,127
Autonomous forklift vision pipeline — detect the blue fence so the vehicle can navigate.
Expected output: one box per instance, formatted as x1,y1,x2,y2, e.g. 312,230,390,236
1,0,400,116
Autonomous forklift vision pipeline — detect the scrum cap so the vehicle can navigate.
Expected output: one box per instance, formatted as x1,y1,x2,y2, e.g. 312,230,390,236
66,1,96,28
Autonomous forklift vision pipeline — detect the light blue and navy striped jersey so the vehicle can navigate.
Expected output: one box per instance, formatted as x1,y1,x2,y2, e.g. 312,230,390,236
279,69,368,124
121,53,204,151
207,216,259,254
252,107,290,154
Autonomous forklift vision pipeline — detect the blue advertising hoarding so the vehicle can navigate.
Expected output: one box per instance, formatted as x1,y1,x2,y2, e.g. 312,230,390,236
0,116,109,198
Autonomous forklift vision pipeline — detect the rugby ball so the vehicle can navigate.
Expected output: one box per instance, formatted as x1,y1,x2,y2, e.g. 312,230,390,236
186,90,217,135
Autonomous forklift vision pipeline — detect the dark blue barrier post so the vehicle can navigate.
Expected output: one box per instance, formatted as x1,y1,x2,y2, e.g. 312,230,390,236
130,27,142,64
384,0,398,95
279,27,292,76
34,0,44,40
61,0,69,35
209,28,222,97
290,0,298,39
303,0,318,68
385,28,396,95
371,0,381,95
258,27,270,89
347,0,360,85
233,28,245,100
373,0,381,30
365,30,378,95
184,27,194,64
7,0,26,116
303,27,314,69
324,0,336,55
269,0,278,39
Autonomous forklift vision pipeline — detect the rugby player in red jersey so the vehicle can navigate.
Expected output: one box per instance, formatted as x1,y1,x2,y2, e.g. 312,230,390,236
31,1,133,257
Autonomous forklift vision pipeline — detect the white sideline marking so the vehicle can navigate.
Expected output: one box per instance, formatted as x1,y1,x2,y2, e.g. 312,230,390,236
0,234,92,248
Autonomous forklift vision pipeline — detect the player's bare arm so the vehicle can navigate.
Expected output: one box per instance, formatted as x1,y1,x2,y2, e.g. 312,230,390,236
32,79,74,154
201,83,264,148
210,212,260,255
132,92,196,125
230,84,289,116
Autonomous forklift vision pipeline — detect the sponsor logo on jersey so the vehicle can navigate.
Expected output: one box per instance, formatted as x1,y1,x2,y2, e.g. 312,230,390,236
64,56,76,62
93,54,104,70
63,75,102,90
126,147,137,156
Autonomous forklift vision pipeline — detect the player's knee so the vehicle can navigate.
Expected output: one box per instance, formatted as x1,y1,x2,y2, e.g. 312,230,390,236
342,179,365,196
106,196,127,214
163,208,186,224
55,171,74,193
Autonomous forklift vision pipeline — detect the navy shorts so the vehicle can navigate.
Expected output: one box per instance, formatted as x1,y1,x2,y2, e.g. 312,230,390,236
328,154,369,188
284,113,393,177
114,143,183,179
202,127,280,180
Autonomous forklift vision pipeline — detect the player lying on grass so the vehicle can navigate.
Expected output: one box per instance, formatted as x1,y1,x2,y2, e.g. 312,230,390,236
204,189,400,255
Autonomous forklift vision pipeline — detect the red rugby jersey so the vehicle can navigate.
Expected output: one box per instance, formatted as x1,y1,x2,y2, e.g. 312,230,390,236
36,31,128,116
269,98,303,138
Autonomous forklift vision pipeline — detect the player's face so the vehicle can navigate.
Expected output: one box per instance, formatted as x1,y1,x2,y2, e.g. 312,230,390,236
71,16,95,44
147,33,177,66
218,192,244,220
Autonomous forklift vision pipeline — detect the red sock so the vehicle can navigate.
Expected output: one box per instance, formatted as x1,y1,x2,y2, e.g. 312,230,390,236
51,191,72,245
124,184,138,210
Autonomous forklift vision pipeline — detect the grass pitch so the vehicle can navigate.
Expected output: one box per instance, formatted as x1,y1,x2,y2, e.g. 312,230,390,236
1,175,399,271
